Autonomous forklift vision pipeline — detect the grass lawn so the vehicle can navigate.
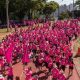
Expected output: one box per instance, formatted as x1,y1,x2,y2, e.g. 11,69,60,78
0,28,8,33
0,28,11,40
0,26,29,40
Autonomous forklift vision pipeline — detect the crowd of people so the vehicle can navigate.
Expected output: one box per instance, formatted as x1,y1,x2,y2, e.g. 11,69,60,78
0,19,80,80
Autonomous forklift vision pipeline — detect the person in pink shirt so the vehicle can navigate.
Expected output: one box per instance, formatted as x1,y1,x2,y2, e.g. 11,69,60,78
22,52,30,65
55,56,60,69
0,58,4,69
24,67,32,80
0,57,5,74
0,48,4,57
58,73,66,80
60,58,66,72
48,60,53,72
0,71,5,80
7,66,13,80
68,59,74,77
31,75,38,80
51,68,59,80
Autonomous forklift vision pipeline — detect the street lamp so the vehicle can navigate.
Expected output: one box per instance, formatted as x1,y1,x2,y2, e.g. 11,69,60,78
72,0,75,18
58,0,64,19
6,0,9,32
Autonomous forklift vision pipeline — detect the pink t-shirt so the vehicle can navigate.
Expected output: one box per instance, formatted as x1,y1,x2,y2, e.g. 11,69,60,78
0,59,4,67
51,68,59,78
22,53,30,63
25,69,32,80
8,67,13,76
58,74,66,80
48,61,53,68
0,48,4,56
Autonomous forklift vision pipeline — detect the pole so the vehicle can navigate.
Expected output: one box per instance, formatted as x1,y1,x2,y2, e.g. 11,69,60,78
73,0,74,18
58,7,59,19
6,0,9,32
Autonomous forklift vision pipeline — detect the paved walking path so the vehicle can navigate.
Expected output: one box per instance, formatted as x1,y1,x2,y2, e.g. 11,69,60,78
12,61,80,80
74,58,80,78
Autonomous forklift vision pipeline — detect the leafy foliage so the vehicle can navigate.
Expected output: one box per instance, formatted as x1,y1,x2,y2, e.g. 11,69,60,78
59,11,70,20
43,1,59,15
76,0,80,9
0,0,59,24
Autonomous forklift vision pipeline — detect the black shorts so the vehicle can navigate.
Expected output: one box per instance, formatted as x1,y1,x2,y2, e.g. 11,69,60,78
7,75,13,80
69,66,73,70
61,65,65,71
32,49,36,53
56,62,60,68
23,62,27,65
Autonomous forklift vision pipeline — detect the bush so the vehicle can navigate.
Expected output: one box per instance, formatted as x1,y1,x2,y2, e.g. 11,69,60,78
59,11,70,20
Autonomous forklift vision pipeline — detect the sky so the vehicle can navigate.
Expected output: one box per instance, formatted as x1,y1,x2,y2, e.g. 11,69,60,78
47,0,77,5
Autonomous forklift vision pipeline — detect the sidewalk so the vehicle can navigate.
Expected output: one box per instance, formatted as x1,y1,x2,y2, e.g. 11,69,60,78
74,57,80,78
69,66,80,80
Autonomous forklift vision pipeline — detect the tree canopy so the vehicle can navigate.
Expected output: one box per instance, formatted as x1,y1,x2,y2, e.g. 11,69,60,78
76,0,80,9
0,0,59,24
59,11,71,20
43,1,59,15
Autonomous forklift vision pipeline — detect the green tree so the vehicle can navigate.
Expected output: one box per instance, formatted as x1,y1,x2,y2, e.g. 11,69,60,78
0,0,59,24
76,0,80,9
43,1,59,17
9,0,27,20
26,0,46,19
9,0,47,20
0,0,6,24
59,11,70,20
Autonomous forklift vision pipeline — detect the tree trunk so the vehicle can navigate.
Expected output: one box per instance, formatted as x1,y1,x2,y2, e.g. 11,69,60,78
6,0,9,32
